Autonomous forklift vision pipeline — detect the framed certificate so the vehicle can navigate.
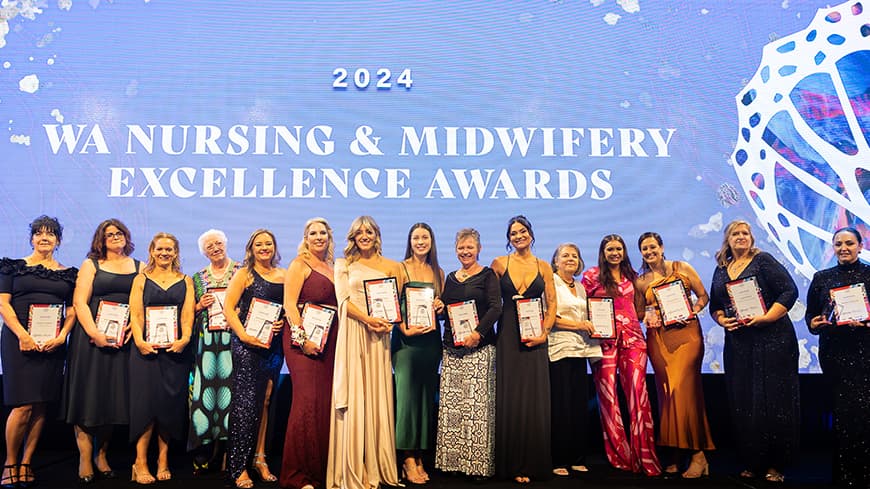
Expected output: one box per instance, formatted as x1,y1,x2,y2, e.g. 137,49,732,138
405,285,435,329
447,300,479,346
588,297,616,338
644,305,663,329
363,277,401,323
515,297,544,339
244,297,283,347
725,276,767,323
652,280,694,326
206,287,229,331
27,303,63,346
95,300,129,344
145,305,178,348
829,283,870,325
300,302,337,350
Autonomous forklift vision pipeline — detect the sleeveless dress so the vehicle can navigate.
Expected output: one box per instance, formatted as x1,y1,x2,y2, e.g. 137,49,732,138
494,257,552,480
280,266,338,489
129,277,193,441
62,258,139,427
643,262,714,451
0,258,77,406
391,270,441,451
187,260,242,452
326,259,399,489
228,270,284,480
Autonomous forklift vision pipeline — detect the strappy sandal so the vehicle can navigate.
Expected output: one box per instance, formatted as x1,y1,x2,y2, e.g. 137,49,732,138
252,453,277,482
17,464,34,489
1,465,17,489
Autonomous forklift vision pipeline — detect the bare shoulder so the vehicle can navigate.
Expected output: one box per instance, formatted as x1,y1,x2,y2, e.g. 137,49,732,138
490,255,507,275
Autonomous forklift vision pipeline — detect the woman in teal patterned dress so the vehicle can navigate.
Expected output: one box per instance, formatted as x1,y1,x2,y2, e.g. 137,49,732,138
188,229,242,474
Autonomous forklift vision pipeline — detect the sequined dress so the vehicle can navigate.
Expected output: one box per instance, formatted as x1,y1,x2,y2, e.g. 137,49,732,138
805,260,870,488
228,269,284,480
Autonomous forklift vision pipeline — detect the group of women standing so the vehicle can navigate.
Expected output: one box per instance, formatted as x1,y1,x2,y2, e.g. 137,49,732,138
1,214,867,489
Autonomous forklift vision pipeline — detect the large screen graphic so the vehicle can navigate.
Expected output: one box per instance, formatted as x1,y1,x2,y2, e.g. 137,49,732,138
2,0,868,373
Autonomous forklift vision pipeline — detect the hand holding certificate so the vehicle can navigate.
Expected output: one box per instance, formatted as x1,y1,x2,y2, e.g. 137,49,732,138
725,276,767,325
404,285,436,333
829,283,870,326
145,305,178,349
447,300,479,347
206,287,229,331
515,297,544,341
652,280,694,326
588,297,616,338
95,300,129,345
299,303,337,351
364,277,401,324
244,297,283,347
27,303,63,349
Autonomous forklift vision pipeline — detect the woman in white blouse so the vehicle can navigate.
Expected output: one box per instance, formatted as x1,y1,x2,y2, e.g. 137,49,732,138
548,243,602,476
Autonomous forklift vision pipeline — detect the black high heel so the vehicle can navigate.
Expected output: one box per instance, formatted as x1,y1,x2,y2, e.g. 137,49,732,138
17,464,33,489
1,465,17,489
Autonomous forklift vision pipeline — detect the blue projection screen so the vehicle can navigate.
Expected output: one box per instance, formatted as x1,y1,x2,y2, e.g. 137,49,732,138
2,0,869,373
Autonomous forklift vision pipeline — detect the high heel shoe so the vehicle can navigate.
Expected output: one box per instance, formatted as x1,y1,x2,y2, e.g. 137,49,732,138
130,464,155,485
402,463,426,485
682,460,709,479
252,453,277,483
16,465,34,489
1,465,17,489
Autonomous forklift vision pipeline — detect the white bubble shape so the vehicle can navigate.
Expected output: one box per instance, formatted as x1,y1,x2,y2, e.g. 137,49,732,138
603,13,621,25
19,74,40,93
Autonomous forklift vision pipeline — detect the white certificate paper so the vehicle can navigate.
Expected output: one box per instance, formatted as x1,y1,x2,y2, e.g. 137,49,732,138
363,277,401,323
300,303,337,350
830,283,870,325
244,297,282,346
146,305,178,348
588,297,616,338
27,303,63,346
95,300,129,344
447,300,479,346
725,276,767,322
405,285,435,329
206,287,228,331
516,297,544,339
653,280,694,326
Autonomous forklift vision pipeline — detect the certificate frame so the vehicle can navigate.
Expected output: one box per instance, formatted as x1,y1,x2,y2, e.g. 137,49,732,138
145,305,178,348
515,297,544,339
205,287,229,332
829,283,870,326
587,296,616,339
404,285,435,329
243,297,283,347
94,300,129,344
652,280,695,326
299,302,337,350
447,299,479,347
27,303,63,346
725,275,767,323
363,277,401,323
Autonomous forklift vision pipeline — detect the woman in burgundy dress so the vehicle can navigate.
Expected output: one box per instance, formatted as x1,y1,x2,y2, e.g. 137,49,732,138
281,218,339,489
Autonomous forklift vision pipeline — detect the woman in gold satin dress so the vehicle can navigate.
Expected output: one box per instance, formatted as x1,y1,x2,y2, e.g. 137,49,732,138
635,232,714,479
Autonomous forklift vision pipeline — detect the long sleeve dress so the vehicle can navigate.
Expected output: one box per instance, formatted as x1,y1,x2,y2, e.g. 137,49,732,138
325,259,399,489
581,267,660,476
709,251,800,474
804,260,870,488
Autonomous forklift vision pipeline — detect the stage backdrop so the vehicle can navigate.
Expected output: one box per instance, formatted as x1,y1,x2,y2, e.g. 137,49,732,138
2,0,868,373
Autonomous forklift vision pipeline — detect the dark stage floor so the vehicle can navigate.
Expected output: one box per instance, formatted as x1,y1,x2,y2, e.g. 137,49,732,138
11,451,837,489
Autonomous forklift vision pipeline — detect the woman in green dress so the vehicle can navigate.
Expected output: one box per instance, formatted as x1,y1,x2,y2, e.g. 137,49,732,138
391,223,444,484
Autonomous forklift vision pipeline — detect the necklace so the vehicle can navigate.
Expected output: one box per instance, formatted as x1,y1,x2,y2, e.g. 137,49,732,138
457,264,482,280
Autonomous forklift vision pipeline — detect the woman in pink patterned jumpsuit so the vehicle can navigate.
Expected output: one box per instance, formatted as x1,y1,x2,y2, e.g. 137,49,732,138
580,234,660,477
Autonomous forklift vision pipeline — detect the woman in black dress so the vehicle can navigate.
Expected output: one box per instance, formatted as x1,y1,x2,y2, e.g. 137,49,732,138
804,227,870,488
708,220,799,483
224,229,285,489
62,218,139,483
128,233,195,484
0,216,78,489
490,216,556,484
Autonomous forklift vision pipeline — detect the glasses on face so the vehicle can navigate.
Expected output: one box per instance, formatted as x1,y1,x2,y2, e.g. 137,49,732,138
105,231,125,239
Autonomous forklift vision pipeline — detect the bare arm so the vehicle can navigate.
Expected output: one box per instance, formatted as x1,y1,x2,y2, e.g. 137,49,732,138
168,276,194,353
129,274,156,355
224,270,268,348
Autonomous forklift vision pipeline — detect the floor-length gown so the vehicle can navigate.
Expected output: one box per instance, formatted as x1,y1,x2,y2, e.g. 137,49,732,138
709,251,799,474
129,278,193,441
326,259,399,489
804,260,870,488
494,257,551,480
280,267,338,489
62,258,138,427
643,262,714,452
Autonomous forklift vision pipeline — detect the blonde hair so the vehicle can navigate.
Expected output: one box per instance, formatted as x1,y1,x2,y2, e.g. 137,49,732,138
243,229,281,272
145,232,182,273
715,220,761,267
344,216,382,263
297,217,335,262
